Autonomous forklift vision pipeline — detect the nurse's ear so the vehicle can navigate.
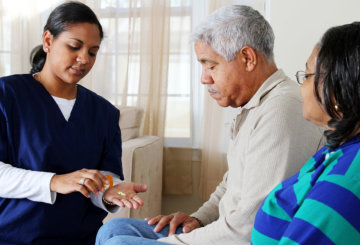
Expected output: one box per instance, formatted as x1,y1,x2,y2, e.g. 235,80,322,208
42,30,53,53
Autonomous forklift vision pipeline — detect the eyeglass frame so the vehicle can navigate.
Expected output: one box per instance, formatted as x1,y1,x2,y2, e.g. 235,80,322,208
295,71,318,85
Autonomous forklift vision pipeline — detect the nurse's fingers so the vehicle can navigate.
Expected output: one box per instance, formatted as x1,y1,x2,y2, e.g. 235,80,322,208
83,178,100,195
78,184,91,198
79,169,107,192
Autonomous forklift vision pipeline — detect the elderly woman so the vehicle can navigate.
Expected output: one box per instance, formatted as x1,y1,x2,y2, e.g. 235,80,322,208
251,22,360,244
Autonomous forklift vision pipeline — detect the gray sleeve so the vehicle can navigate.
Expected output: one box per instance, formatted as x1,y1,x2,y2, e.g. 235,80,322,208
90,170,123,213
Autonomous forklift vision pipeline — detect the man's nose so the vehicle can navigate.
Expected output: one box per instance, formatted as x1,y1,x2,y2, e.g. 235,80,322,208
200,69,213,84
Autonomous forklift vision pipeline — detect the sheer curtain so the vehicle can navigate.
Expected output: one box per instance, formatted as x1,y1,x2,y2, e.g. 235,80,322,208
0,0,182,140
0,0,62,76
82,0,191,138
83,1,195,196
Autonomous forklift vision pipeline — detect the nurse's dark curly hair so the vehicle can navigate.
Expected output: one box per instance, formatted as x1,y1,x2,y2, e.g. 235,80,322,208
314,22,360,149
30,1,103,74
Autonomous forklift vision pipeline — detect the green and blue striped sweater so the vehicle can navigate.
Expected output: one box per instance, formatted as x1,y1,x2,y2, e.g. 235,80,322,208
251,134,360,245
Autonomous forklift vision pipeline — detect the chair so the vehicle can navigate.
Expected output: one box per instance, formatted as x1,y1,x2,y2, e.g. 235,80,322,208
103,106,163,222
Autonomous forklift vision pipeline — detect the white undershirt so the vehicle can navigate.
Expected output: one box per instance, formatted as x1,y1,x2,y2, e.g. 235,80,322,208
52,95,76,121
0,97,121,213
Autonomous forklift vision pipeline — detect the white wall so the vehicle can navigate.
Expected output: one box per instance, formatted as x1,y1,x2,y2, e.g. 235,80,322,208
269,0,360,79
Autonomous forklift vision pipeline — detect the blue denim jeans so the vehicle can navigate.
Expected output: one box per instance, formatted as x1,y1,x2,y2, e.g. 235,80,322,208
96,218,183,245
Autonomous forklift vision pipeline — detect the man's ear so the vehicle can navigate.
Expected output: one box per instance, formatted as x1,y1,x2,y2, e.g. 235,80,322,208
42,30,53,53
239,46,257,72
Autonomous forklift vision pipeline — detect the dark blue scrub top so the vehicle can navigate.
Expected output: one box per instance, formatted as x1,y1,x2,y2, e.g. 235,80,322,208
0,74,123,244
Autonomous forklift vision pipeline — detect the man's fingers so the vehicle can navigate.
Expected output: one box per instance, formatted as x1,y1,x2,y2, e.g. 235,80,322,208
168,221,179,235
154,216,173,233
147,215,163,225
168,213,184,235
182,220,198,233
183,226,191,233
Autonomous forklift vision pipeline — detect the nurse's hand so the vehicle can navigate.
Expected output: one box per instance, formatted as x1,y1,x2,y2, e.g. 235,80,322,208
102,182,148,209
50,168,108,198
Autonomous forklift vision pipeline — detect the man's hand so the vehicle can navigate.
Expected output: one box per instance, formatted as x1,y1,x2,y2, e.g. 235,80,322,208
103,182,147,209
146,212,202,236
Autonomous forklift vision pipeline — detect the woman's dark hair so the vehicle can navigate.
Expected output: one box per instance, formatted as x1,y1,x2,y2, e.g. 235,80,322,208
30,1,103,73
314,22,360,149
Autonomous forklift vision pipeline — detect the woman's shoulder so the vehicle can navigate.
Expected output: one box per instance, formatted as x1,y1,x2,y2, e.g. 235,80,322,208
0,74,34,96
323,139,360,180
0,73,32,82
77,85,119,115
334,136,360,166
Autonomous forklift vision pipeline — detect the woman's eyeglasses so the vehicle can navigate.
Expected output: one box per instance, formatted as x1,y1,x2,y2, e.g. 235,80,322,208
295,71,316,85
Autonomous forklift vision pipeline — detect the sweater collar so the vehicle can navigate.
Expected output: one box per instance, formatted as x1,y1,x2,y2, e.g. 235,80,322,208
241,69,289,111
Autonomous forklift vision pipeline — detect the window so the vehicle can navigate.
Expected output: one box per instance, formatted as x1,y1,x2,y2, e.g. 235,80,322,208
0,0,62,75
0,0,194,145
95,0,192,140
0,7,12,75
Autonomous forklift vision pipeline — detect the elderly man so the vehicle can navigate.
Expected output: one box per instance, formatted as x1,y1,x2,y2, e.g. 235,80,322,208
96,5,324,245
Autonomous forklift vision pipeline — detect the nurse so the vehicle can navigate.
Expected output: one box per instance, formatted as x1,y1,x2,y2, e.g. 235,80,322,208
0,2,146,244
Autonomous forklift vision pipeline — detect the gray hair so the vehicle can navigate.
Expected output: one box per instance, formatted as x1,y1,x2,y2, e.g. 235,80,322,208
190,5,275,62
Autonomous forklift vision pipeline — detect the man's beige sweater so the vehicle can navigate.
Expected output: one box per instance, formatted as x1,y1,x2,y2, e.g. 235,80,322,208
158,70,325,245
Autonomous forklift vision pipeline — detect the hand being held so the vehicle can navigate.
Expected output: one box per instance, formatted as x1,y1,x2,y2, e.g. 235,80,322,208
146,212,202,236
103,182,148,209
50,168,108,198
